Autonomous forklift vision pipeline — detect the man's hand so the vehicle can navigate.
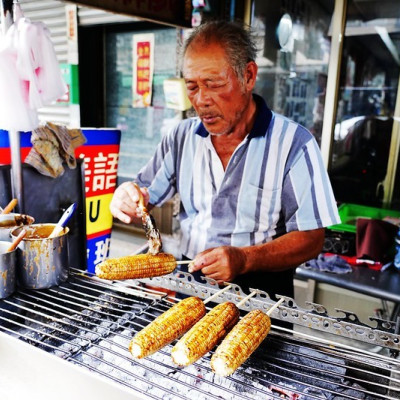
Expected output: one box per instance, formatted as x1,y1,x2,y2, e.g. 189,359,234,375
188,229,325,283
189,246,247,284
109,181,150,224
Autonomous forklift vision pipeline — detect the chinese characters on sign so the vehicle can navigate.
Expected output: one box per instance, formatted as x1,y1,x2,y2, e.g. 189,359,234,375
132,33,154,108
78,129,121,272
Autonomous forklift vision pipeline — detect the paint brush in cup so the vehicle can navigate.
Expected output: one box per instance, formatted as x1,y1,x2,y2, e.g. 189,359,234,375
48,203,77,239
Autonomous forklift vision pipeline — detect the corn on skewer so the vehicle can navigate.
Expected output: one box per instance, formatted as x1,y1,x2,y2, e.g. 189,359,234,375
211,298,285,376
170,287,250,367
129,296,206,358
171,301,240,366
129,285,234,359
95,253,192,280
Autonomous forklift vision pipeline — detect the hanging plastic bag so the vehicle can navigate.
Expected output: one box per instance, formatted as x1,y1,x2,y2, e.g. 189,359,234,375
0,14,67,132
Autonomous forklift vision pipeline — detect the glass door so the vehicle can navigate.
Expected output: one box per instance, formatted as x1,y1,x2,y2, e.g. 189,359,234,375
251,0,335,147
328,0,400,208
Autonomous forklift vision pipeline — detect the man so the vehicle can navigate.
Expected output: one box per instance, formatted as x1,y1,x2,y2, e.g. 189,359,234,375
110,20,340,299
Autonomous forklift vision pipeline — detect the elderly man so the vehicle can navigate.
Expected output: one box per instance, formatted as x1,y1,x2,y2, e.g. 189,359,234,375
110,20,340,299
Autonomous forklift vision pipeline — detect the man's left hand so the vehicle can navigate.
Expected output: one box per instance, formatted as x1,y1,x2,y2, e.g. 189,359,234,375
189,246,247,284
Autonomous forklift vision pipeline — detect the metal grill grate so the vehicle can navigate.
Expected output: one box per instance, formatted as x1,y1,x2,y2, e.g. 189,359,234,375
1,269,400,399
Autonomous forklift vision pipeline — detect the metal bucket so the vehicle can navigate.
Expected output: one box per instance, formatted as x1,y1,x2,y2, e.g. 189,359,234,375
0,214,35,241
11,224,69,289
0,241,17,298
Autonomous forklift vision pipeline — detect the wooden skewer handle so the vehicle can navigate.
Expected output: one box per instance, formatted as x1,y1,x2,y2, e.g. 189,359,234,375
2,199,18,215
266,297,285,317
175,260,193,265
236,290,257,308
203,284,233,305
132,183,147,211
7,228,27,252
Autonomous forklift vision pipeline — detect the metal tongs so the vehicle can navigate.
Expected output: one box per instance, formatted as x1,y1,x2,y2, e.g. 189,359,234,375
133,183,162,255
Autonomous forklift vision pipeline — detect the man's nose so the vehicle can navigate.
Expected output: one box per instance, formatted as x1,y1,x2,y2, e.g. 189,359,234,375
196,87,212,106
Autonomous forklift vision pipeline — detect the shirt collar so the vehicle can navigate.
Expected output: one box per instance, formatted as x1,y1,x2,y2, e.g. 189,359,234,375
194,93,272,139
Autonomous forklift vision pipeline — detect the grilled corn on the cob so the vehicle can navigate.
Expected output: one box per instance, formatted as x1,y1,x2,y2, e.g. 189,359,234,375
95,253,176,280
171,302,239,366
211,309,271,376
129,296,206,358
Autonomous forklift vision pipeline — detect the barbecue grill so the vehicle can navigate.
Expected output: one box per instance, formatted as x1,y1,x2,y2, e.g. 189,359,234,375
1,267,400,399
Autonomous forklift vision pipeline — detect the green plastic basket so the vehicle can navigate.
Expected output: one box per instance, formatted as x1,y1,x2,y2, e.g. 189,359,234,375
328,203,400,233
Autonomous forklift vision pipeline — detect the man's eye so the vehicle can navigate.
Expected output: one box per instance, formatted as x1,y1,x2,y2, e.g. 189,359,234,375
186,86,197,92
208,82,224,89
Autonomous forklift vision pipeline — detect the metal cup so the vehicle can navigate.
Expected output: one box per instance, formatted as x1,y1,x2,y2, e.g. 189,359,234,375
11,223,69,289
0,241,17,298
0,213,35,241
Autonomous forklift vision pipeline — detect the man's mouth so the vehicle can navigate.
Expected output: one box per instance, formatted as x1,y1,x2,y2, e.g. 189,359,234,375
200,114,219,124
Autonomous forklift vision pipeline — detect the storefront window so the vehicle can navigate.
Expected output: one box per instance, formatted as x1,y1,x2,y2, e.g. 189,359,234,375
251,0,334,146
329,0,400,207
105,27,178,179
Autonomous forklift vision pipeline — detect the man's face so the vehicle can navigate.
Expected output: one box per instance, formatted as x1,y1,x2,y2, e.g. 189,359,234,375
183,42,252,136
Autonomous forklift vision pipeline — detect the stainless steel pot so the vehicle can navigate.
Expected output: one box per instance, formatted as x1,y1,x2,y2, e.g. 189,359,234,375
11,224,69,289
0,241,17,299
0,213,35,241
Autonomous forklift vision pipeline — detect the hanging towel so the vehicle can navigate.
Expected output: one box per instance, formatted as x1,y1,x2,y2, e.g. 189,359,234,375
25,122,86,178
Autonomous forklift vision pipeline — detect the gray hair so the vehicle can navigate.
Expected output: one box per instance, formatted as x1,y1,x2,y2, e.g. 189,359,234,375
181,20,258,80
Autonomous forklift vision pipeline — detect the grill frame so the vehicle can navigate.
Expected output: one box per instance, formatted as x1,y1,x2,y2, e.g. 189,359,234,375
1,269,400,399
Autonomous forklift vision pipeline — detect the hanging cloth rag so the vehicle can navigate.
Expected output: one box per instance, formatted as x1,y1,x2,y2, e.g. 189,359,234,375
25,122,86,178
356,218,398,262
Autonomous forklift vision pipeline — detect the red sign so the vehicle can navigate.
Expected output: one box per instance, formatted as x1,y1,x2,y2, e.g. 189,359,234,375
133,33,154,107
76,144,119,197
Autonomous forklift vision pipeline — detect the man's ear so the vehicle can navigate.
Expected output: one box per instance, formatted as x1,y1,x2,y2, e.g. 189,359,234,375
245,61,258,90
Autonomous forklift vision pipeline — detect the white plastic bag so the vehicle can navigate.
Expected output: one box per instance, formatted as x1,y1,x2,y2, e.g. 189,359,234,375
0,16,67,132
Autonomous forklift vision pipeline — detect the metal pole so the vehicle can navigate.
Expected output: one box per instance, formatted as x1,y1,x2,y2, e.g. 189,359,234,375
1,0,24,212
382,71,400,208
320,0,348,170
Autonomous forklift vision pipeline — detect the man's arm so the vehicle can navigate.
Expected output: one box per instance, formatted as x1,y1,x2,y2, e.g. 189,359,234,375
189,228,325,283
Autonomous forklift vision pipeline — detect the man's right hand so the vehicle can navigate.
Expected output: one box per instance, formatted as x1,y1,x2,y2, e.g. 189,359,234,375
109,181,150,224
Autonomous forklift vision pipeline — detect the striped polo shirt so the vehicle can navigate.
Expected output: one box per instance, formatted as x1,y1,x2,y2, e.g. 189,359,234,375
136,94,340,260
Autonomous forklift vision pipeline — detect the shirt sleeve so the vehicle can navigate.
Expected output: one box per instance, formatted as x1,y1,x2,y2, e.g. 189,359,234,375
283,137,341,232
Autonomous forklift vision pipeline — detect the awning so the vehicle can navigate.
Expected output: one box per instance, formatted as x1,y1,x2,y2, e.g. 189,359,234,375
64,0,193,28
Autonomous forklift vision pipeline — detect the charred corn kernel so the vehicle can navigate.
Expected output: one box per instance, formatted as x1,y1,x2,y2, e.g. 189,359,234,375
129,296,206,359
171,302,239,367
211,309,271,376
95,253,176,280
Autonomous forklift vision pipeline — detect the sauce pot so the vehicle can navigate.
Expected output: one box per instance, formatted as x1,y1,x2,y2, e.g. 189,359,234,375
0,241,17,298
11,223,69,289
